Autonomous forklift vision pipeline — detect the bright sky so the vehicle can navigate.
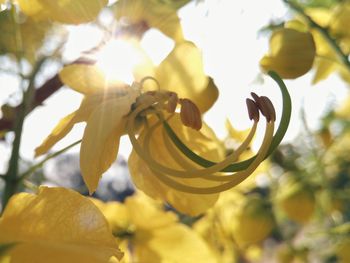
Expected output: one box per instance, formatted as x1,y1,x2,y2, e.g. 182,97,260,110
0,0,349,173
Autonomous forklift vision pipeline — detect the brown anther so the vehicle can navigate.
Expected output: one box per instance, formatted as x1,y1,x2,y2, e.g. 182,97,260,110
250,92,269,121
246,98,260,122
166,92,178,113
179,98,202,130
259,96,276,122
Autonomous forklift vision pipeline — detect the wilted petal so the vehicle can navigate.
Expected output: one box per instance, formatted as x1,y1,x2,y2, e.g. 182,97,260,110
0,187,122,263
80,91,139,194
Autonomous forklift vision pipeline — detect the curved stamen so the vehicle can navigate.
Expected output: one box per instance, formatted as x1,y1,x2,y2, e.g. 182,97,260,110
147,122,274,194
161,121,259,181
128,103,261,180
149,115,259,181
139,76,161,92
162,71,291,172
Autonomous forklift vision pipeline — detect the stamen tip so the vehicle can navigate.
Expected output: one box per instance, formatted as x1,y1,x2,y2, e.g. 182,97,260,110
246,98,260,122
179,98,202,130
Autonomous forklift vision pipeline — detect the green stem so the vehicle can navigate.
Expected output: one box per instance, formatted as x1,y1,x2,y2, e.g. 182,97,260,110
1,57,46,210
18,140,81,183
283,0,350,71
163,71,291,172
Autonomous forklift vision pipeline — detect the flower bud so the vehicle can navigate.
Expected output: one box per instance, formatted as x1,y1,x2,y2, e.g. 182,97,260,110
260,28,316,79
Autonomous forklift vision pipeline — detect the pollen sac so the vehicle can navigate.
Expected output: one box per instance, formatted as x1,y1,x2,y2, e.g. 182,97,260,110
246,98,260,122
166,92,178,113
179,98,202,130
251,93,276,122
260,96,276,122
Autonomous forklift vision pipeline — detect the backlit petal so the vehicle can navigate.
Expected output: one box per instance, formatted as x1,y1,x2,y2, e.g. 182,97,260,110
0,187,122,263
114,0,184,42
156,42,213,113
18,0,108,24
59,64,109,95
80,91,139,194
129,114,225,216
35,95,104,157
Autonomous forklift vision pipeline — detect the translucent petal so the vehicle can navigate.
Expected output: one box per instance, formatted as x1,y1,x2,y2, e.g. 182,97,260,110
35,95,104,157
0,11,49,62
113,0,184,42
59,64,109,95
156,41,213,112
0,187,122,263
128,114,225,216
80,91,139,194
19,0,108,24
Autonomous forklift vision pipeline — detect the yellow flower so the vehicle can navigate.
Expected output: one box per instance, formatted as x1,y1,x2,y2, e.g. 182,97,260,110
260,28,316,79
35,40,218,196
128,113,225,216
93,193,217,263
35,32,287,216
113,0,184,42
35,65,141,193
0,187,122,263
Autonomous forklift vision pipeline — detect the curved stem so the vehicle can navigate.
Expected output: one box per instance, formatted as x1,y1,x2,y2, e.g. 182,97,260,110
148,122,274,194
18,140,82,183
128,104,262,181
144,118,258,181
163,71,291,171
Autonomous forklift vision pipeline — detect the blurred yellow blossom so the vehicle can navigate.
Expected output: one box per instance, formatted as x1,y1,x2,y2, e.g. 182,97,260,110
93,193,217,263
260,28,316,79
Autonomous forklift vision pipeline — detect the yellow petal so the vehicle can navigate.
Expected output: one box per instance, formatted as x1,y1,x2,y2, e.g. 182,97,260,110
113,0,184,42
195,77,219,113
91,198,131,235
0,187,122,263
128,114,224,216
35,95,104,156
80,91,139,194
137,224,217,263
18,0,108,24
95,194,217,263
17,0,49,20
260,28,316,79
156,41,212,112
59,64,109,95
125,193,177,230
330,2,350,39
226,119,251,143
